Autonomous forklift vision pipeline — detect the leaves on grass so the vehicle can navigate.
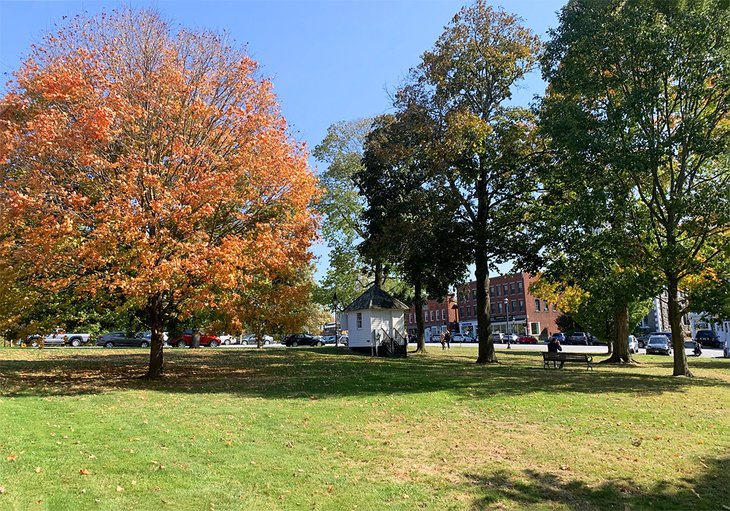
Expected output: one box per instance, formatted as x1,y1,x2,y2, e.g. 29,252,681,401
6,454,17,462
79,468,91,475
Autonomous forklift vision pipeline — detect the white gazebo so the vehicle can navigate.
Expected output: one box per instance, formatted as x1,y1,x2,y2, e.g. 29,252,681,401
339,286,409,356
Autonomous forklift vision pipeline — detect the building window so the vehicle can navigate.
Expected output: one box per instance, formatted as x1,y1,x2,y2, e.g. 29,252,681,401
510,283,515,294
530,322,540,335
490,304,495,314
496,286,500,297
489,286,494,297
442,308,447,321
472,289,476,300
498,303,503,313
512,300,517,312
409,313,413,323
430,310,434,321
503,284,508,294
424,311,428,321
519,300,524,311
535,299,540,312
517,282,523,293
357,313,362,329
544,302,549,312
467,305,471,317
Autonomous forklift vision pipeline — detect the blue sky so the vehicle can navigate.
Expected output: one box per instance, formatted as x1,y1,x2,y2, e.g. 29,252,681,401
0,0,566,278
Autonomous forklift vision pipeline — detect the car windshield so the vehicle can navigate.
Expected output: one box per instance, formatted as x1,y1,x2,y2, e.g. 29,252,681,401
648,337,667,345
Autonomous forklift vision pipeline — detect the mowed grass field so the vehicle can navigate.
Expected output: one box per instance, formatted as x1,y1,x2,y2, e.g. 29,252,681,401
0,346,728,511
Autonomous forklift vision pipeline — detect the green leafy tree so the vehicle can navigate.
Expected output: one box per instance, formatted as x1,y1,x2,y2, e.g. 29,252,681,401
358,113,470,353
542,0,730,375
396,1,542,363
313,119,375,308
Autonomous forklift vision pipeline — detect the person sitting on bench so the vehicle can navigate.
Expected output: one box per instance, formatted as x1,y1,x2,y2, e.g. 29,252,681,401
548,337,563,368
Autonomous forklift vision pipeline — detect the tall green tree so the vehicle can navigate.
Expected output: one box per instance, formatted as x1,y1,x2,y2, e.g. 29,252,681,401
397,1,542,363
543,0,730,376
314,119,380,308
358,113,470,353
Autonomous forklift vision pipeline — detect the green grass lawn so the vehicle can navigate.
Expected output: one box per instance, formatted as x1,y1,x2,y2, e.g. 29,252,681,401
0,346,728,510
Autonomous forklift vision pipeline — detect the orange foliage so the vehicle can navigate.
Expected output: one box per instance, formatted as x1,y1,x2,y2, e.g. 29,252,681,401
0,10,319,361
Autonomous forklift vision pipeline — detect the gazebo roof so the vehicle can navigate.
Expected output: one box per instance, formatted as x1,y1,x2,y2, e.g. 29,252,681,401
342,286,409,312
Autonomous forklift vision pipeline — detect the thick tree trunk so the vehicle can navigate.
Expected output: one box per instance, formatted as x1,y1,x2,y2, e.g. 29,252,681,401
603,302,632,363
668,275,692,377
475,254,496,364
147,324,165,378
145,294,165,378
414,279,426,353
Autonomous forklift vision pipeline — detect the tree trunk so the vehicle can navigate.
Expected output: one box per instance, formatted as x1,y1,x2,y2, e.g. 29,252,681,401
145,293,166,378
603,302,631,363
668,275,692,376
414,279,426,353
147,323,165,378
374,262,384,290
475,254,496,364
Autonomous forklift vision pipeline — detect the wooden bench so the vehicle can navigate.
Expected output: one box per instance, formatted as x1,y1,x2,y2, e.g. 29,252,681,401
543,352,593,370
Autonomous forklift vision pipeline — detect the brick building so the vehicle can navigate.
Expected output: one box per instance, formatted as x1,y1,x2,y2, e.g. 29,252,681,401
405,293,459,340
456,273,561,339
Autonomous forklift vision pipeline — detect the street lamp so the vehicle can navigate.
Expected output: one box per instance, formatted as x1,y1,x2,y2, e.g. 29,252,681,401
504,298,511,349
332,292,339,347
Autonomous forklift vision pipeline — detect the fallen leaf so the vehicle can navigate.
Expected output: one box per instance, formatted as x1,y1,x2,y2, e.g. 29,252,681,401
35,467,42,473
116,486,124,492
79,468,91,475
6,454,17,462
0,486,5,494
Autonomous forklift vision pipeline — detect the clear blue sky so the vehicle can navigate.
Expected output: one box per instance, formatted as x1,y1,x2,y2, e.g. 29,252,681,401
0,0,566,279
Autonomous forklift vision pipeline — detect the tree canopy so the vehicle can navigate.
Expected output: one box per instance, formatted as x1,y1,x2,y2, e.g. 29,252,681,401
0,9,319,376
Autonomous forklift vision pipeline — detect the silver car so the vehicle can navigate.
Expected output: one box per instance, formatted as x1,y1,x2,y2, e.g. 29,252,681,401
628,335,639,354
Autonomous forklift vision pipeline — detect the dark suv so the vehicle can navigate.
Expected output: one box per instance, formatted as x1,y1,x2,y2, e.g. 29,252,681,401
695,329,723,349
284,333,323,347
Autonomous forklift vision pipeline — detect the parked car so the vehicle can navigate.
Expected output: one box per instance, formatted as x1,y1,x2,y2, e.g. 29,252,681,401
628,335,639,354
550,332,566,343
26,328,91,347
637,334,652,349
451,333,474,342
218,335,239,345
491,332,504,343
284,333,323,347
504,333,519,343
242,334,274,345
518,334,538,344
97,331,151,348
694,329,723,349
170,331,222,348
565,331,592,345
646,335,672,355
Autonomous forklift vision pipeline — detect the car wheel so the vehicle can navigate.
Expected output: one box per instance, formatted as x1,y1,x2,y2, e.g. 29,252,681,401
209,340,219,348
70,338,81,347
140,341,149,348
264,340,270,345
104,341,114,348
177,340,186,348
292,341,298,347
317,341,324,346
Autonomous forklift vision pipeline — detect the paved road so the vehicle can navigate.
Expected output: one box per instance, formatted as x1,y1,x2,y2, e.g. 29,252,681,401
440,341,725,358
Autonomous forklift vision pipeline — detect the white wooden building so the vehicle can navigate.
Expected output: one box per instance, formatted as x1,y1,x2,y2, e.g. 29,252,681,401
339,286,409,356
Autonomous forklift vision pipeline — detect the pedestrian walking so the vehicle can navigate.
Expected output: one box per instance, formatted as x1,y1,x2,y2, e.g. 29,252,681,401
444,330,451,350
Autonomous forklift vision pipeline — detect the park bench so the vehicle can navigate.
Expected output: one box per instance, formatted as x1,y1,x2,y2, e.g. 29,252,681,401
543,352,593,370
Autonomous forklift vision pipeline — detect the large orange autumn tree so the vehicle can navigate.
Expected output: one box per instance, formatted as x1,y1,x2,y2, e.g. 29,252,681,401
0,10,319,377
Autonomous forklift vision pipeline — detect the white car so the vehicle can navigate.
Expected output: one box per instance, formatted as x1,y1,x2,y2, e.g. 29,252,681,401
452,333,474,342
218,335,239,345
628,335,639,354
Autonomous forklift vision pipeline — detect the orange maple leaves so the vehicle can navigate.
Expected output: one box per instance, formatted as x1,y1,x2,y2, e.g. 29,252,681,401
0,9,319,333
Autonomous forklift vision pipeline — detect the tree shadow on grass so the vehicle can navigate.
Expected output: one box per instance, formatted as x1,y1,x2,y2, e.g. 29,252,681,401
465,455,729,510
0,347,727,400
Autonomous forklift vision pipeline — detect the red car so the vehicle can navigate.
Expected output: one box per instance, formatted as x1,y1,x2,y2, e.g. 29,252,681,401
517,335,538,344
171,331,222,348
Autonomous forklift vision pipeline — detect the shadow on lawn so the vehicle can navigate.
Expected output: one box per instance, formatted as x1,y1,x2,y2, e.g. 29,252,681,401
0,347,727,400
465,455,729,511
